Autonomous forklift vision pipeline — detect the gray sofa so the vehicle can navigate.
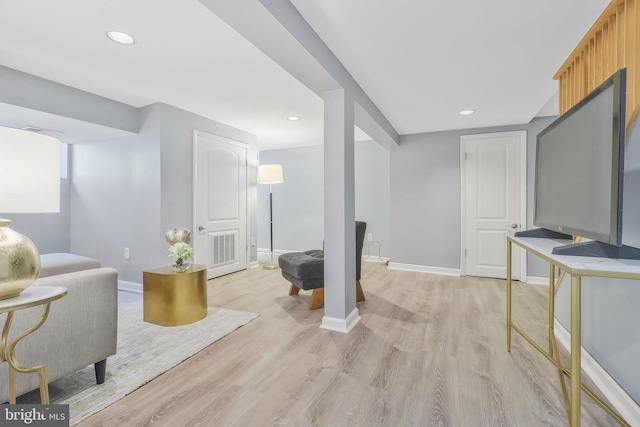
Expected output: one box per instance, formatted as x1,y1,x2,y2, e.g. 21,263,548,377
0,253,118,403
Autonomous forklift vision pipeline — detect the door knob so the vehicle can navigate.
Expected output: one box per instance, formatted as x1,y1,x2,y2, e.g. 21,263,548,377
510,223,518,229
198,226,205,232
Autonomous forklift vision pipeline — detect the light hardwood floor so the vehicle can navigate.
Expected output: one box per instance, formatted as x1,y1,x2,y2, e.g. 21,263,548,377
79,262,619,426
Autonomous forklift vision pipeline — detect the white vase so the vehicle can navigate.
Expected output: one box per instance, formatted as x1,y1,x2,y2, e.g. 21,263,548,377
172,260,191,273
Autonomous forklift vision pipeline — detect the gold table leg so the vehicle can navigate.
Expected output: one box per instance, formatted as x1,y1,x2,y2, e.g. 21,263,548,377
1,303,53,404
570,275,581,426
549,264,555,356
506,241,629,426
506,239,512,352
549,263,571,419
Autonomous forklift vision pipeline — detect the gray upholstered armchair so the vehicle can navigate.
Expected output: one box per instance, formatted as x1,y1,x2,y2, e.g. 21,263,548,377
278,221,367,309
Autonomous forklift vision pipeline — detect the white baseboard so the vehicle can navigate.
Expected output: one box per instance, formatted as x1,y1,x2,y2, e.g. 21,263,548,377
257,248,296,255
526,276,550,286
362,256,390,264
249,261,260,269
320,308,361,333
554,319,640,425
258,248,389,265
118,280,142,294
387,262,461,276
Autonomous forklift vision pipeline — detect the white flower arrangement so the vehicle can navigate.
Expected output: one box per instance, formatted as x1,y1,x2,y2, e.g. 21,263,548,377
167,241,193,267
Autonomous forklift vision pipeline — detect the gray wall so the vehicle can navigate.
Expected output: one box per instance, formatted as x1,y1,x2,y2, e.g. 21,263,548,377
554,117,640,405
356,140,390,259
70,108,162,281
555,274,640,406
259,117,555,272
0,65,138,133
390,116,556,274
70,103,257,283
0,68,258,283
258,145,324,252
257,140,390,258
6,178,71,254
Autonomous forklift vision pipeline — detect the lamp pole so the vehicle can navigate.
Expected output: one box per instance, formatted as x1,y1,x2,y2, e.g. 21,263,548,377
265,182,278,270
258,164,283,270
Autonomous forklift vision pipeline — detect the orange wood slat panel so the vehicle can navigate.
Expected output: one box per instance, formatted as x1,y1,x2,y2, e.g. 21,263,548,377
554,0,626,79
595,30,604,84
603,21,611,77
554,0,640,125
592,38,598,92
617,5,626,70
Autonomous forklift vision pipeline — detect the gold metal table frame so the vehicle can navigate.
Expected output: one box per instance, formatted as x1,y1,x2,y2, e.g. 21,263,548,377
506,235,636,427
0,285,67,404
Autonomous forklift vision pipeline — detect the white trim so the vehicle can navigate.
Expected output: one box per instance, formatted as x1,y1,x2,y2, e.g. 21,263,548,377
525,276,549,286
518,132,528,280
554,319,640,426
387,262,461,276
249,261,260,269
118,280,142,294
460,137,467,275
259,248,389,264
459,130,527,280
320,308,361,333
257,248,297,254
362,256,390,264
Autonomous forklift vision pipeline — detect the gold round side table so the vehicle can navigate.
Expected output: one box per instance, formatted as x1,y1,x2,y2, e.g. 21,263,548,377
143,264,207,326
0,285,67,404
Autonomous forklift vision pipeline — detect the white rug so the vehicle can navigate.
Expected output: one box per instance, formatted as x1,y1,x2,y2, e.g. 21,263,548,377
18,291,258,426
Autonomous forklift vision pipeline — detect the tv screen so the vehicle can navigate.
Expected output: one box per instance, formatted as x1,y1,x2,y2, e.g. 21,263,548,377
534,68,626,246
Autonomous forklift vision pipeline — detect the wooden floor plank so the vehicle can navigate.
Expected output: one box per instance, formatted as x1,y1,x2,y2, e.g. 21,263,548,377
78,262,619,427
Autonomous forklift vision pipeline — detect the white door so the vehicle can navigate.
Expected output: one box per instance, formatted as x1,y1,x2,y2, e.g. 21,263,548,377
193,131,248,279
461,131,526,280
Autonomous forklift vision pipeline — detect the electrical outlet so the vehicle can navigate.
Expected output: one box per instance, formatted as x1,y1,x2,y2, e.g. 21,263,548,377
368,233,373,242
124,247,130,260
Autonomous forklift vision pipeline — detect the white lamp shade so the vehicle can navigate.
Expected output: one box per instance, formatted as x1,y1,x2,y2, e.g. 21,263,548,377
258,164,283,184
0,126,61,213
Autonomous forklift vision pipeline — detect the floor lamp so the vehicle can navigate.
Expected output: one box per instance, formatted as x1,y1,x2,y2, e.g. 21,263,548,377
258,164,283,270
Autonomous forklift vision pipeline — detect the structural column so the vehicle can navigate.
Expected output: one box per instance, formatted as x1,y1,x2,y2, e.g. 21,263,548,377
321,88,360,333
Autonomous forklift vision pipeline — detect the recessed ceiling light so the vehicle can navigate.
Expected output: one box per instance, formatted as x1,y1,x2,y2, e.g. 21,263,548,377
106,31,135,45
458,110,475,116
287,116,300,121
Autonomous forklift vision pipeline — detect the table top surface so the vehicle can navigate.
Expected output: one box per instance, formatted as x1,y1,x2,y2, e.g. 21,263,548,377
0,286,67,313
144,264,207,275
509,235,640,279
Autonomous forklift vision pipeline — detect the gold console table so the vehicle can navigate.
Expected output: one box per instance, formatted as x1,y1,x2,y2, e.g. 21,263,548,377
143,264,207,326
506,235,640,426
0,285,67,404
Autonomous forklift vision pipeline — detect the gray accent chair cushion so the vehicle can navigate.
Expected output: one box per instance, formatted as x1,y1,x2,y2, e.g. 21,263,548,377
279,250,325,290
278,221,367,291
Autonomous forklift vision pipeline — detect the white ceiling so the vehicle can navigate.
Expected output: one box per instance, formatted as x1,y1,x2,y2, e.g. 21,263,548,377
0,0,611,149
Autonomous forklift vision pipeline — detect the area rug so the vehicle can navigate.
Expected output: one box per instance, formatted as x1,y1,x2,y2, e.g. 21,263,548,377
18,291,258,426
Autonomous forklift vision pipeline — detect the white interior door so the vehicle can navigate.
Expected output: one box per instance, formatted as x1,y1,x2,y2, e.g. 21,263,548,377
461,131,526,280
193,131,248,279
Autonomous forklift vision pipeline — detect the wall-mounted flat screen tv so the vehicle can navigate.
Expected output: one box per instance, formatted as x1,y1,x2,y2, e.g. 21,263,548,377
534,68,626,246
